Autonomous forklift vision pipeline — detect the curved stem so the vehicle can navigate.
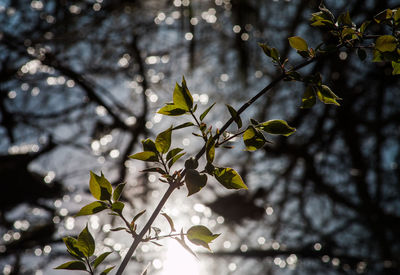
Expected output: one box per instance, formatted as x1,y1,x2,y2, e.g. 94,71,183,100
115,184,177,275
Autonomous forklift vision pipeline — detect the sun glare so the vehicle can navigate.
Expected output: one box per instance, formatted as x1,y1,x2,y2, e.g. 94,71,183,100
161,240,201,275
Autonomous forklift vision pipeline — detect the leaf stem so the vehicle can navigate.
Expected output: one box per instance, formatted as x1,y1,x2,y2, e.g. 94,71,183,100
115,183,177,275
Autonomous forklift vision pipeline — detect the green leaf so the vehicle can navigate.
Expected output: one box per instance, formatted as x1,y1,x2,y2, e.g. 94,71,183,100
63,237,85,259
77,225,95,257
141,139,157,153
166,148,184,162
301,86,316,109
288,36,308,52
89,171,113,201
129,151,158,162
172,122,194,130
173,77,193,111
213,167,248,190
132,210,146,224
316,85,341,106
243,126,267,151
258,119,296,136
200,103,216,121
187,225,220,250
184,157,199,169
157,104,187,116
155,127,172,154
93,252,112,269
359,21,370,33
226,105,242,129
337,11,352,26
113,183,126,202
168,152,186,168
161,212,176,232
54,261,87,271
111,201,124,215
206,139,215,163
100,266,115,275
374,9,393,23
76,201,108,217
141,167,166,174
259,43,280,62
185,169,207,196
375,35,397,52
392,62,400,75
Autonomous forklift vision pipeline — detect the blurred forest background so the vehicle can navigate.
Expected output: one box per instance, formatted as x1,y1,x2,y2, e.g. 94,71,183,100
1,0,400,274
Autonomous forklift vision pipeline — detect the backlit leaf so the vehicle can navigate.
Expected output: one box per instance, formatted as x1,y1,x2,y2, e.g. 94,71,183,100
161,212,176,232
166,148,184,162
243,126,266,151
111,201,124,215
89,171,113,201
173,77,193,111
93,252,112,269
129,151,158,162
63,237,84,259
316,85,341,106
200,103,216,121
172,122,194,130
157,104,187,116
226,105,242,129
100,266,115,275
288,36,308,52
301,86,316,109
213,167,248,190
76,201,108,217
187,225,220,250
155,127,172,154
113,183,126,202
258,119,296,136
77,225,95,257
54,261,87,271
185,169,207,196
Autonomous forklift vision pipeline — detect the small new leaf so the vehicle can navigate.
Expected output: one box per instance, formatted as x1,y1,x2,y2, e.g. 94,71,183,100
155,127,172,154
226,105,242,129
89,171,113,201
213,167,248,190
288,36,308,52
301,86,316,109
187,225,220,250
141,139,157,153
113,183,126,202
100,266,115,275
157,104,187,116
161,212,176,232
243,126,267,151
77,225,95,257
206,138,215,163
54,261,87,271
76,201,108,217
111,201,124,215
93,252,112,269
200,103,216,121
129,151,158,162
173,77,193,111
185,169,207,196
258,119,296,136
63,237,84,259
316,85,341,106
166,148,184,162
172,122,195,130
